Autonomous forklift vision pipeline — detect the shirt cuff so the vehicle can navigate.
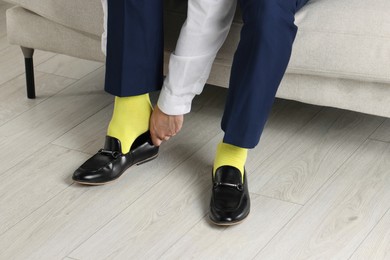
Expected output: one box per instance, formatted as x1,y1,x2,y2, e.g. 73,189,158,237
157,87,193,115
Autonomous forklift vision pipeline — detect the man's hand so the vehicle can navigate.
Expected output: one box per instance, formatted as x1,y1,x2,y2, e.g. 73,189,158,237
150,105,184,146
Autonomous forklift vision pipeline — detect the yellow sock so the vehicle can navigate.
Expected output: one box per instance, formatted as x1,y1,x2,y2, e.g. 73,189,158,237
213,142,248,181
107,94,152,154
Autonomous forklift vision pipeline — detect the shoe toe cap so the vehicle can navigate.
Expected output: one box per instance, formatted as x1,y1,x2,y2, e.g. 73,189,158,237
72,168,102,183
209,200,250,224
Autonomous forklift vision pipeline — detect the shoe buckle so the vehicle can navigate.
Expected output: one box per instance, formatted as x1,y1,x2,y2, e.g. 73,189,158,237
213,182,243,191
98,149,122,159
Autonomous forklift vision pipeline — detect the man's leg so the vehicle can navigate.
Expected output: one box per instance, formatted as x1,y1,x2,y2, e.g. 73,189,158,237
222,0,310,149
72,0,162,185
104,0,163,97
210,0,310,225
104,0,165,154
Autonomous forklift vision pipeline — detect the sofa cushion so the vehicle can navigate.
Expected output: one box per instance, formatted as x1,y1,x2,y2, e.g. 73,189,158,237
3,0,103,36
6,6,105,62
290,0,390,83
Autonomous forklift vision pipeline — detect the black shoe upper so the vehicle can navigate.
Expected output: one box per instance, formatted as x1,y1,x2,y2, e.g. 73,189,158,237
72,131,159,184
209,166,250,224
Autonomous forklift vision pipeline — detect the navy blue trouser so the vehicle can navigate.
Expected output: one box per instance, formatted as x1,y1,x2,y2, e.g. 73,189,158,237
105,0,164,96
105,0,310,149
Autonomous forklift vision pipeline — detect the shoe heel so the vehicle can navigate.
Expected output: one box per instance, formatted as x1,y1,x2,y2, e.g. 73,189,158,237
136,153,158,166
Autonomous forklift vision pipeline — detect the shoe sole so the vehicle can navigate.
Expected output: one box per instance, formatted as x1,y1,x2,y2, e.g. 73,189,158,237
73,153,159,186
208,211,250,226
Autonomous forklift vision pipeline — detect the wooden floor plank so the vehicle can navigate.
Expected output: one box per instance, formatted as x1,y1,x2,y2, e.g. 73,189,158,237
160,194,301,259
250,108,383,204
36,54,103,80
0,44,55,86
0,71,76,126
254,140,390,259
349,208,390,260
0,144,91,235
0,67,111,176
52,103,113,155
246,101,321,171
370,118,390,143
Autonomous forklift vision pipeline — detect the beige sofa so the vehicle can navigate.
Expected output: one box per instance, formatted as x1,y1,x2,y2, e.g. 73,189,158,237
5,0,390,117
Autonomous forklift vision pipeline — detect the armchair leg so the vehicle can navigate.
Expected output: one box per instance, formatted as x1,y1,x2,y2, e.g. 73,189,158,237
21,46,36,99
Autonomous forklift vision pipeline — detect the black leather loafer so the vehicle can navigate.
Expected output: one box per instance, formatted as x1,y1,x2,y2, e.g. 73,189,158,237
72,131,159,185
209,166,250,226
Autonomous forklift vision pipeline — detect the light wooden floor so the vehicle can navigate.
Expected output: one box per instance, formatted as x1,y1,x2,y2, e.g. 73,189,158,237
1,2,390,259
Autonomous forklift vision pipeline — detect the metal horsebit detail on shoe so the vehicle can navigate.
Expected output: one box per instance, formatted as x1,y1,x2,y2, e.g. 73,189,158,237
98,149,122,159
213,182,243,191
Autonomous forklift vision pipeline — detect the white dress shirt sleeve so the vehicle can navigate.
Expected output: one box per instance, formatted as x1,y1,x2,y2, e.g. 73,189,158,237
158,0,237,115
101,0,108,56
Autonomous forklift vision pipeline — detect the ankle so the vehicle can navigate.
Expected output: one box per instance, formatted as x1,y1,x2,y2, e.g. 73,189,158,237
107,94,152,153
213,142,248,179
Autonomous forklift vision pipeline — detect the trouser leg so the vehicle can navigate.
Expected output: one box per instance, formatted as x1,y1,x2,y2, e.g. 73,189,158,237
221,0,310,148
103,0,164,97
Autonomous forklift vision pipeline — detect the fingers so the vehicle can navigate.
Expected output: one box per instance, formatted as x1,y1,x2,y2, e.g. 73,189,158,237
151,134,170,146
150,124,172,146
150,128,162,147
149,105,184,147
